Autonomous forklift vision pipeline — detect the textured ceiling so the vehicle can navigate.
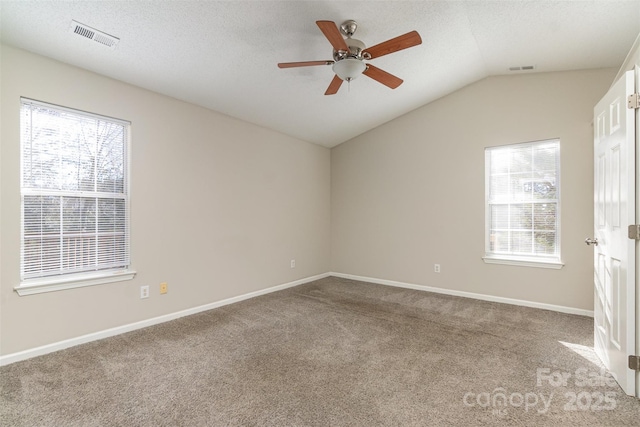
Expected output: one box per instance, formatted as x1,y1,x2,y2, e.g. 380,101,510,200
1,1,639,148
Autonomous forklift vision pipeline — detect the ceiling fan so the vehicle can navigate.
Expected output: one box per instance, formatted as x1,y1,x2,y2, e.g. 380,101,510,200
278,20,422,95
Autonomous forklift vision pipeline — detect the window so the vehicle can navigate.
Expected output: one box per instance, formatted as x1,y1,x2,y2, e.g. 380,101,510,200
484,139,562,269
17,99,135,295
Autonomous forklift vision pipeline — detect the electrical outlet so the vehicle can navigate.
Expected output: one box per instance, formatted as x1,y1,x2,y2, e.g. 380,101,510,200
434,264,441,273
140,285,149,299
160,282,168,294
290,259,296,268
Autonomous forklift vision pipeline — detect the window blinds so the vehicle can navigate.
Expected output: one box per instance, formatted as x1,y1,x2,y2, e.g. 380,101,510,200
486,140,560,259
20,99,130,281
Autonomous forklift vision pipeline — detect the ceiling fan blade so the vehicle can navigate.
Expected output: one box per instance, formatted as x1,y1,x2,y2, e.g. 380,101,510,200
278,60,333,68
325,74,343,95
364,30,422,59
316,20,349,52
363,64,403,89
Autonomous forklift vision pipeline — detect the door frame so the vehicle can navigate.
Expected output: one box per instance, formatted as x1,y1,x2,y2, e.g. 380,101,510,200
635,64,640,398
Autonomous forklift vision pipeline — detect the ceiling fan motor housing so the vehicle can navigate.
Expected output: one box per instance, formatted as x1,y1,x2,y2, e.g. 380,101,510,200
333,38,367,61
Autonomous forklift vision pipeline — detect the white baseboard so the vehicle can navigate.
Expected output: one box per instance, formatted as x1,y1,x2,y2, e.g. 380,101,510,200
330,272,594,318
0,273,330,367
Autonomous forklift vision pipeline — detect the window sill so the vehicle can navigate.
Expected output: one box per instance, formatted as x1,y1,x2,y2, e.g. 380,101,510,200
15,270,137,296
482,256,564,270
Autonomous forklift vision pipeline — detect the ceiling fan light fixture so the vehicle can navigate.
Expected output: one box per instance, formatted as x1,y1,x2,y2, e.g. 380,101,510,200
332,58,366,81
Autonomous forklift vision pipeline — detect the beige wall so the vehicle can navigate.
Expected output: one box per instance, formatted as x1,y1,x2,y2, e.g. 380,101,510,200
331,69,617,311
614,31,640,82
0,45,331,356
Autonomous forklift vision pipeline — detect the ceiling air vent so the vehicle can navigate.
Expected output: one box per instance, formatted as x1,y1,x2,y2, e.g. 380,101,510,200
509,65,536,72
69,20,119,49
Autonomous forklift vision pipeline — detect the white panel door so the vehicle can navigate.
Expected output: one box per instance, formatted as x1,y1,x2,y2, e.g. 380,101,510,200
593,69,636,396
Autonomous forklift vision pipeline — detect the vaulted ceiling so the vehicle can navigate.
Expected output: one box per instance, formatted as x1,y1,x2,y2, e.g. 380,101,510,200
1,1,639,147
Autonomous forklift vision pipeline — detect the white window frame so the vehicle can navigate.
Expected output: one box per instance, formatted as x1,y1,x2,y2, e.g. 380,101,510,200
483,139,563,269
15,98,135,296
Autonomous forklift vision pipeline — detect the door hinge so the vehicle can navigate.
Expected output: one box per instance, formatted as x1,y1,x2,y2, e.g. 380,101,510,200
628,93,640,109
630,355,640,371
627,225,640,240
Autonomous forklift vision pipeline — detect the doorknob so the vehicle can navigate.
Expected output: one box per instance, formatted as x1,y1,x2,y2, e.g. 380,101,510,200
585,237,599,246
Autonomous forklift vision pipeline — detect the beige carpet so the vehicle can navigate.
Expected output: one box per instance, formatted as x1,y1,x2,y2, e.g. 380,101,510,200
1,276,639,426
